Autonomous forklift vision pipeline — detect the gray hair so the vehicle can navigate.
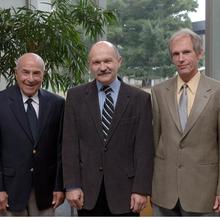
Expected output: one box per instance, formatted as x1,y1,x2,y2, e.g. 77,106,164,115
15,53,45,71
169,28,203,55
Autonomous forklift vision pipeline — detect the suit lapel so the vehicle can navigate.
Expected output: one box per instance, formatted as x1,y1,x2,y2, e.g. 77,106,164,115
9,85,34,143
37,89,51,143
85,80,130,145
105,82,130,145
164,77,182,133
182,74,213,138
85,81,105,144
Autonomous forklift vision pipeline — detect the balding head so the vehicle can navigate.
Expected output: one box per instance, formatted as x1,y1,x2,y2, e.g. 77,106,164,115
16,53,45,71
88,41,122,85
88,41,121,61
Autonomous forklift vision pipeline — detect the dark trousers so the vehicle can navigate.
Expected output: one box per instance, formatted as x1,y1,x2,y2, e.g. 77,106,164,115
78,181,139,216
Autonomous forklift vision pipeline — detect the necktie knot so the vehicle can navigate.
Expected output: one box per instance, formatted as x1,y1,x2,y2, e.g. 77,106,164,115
102,85,112,96
26,98,33,105
181,84,188,94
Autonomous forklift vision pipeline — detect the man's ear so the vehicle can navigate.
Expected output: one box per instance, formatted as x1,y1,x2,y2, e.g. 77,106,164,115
14,68,17,78
198,49,204,60
118,57,123,67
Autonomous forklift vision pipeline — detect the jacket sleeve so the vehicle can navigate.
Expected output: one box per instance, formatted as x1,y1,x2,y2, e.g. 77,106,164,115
62,90,81,190
151,87,161,149
54,98,65,191
0,153,6,191
132,92,154,196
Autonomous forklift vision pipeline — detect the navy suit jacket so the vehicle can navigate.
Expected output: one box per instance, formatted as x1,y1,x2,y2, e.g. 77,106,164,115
0,85,65,212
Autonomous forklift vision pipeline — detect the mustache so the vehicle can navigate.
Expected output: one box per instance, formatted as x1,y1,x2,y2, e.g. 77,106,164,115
97,71,111,76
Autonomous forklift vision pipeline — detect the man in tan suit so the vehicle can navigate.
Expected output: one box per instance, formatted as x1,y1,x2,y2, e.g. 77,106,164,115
151,28,220,216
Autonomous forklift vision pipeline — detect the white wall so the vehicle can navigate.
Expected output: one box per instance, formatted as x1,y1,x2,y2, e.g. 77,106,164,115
30,0,51,11
0,0,26,9
0,0,51,10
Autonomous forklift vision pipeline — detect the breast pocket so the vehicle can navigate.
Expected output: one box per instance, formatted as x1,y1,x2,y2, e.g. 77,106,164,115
119,116,137,126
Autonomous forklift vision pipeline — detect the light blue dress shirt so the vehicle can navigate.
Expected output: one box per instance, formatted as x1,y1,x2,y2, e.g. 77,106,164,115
96,78,121,116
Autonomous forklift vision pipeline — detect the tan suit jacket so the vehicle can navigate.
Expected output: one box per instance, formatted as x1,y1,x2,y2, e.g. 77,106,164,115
151,74,220,213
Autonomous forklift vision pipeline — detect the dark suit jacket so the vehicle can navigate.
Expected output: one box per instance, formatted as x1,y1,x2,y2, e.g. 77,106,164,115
62,79,154,214
0,85,65,212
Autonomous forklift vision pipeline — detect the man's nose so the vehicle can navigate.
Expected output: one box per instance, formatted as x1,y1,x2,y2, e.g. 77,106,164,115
178,53,184,61
27,73,34,81
100,62,107,71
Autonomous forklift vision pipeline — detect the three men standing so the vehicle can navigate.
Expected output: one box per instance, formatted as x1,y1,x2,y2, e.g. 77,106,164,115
1,28,219,217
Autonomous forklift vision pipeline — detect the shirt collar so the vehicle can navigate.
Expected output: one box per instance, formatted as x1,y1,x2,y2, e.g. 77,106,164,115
177,71,201,94
21,90,39,105
96,78,120,93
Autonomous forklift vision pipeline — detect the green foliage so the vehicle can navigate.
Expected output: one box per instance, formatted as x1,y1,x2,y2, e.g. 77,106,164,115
107,0,198,80
0,0,116,92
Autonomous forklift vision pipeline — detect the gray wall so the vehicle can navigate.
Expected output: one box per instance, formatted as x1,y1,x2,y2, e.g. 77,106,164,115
0,0,26,8
205,0,220,80
0,0,51,10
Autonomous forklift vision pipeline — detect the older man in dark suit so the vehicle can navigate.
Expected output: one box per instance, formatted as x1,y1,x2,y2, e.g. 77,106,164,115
0,53,65,216
62,41,154,216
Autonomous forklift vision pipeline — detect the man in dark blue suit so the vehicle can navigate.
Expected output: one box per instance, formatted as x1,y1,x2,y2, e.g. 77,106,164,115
0,53,65,216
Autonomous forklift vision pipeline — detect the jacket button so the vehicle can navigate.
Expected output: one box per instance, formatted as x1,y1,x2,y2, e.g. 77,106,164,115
30,168,34,172
104,147,108,152
178,164,183,169
33,149,37,154
99,166,103,171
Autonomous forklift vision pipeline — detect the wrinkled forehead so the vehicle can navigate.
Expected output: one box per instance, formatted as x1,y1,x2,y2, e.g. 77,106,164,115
16,53,45,71
89,41,119,60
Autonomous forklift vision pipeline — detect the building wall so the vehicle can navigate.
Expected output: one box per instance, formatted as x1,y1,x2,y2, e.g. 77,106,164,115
0,0,51,10
95,0,106,8
30,0,51,11
206,0,220,80
0,0,26,9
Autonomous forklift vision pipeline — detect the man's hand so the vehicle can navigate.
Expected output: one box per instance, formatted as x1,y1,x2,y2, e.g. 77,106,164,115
213,195,220,213
0,191,8,213
66,189,84,210
130,193,147,213
52,191,65,209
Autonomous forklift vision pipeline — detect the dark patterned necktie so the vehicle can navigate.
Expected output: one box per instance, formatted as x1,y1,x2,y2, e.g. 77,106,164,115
26,98,38,141
178,84,188,130
101,86,114,141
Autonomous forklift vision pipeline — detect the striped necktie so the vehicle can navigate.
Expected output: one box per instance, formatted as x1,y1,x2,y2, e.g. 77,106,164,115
101,86,114,141
178,84,188,131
